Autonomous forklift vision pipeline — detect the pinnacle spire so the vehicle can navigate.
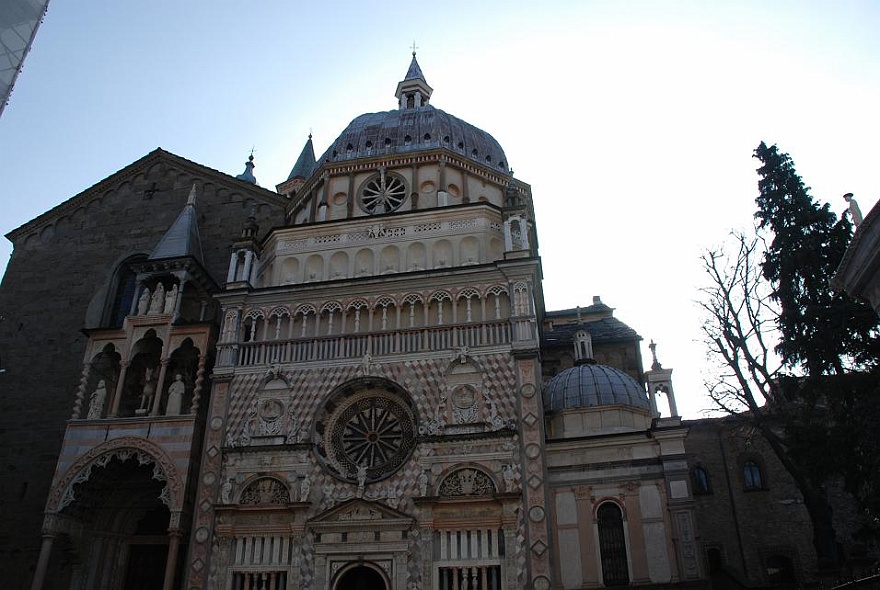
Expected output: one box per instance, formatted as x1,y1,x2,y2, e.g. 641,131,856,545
150,185,204,262
404,52,426,83
287,134,316,181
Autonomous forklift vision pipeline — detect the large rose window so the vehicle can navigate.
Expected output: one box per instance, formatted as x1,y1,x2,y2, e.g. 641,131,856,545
314,379,416,483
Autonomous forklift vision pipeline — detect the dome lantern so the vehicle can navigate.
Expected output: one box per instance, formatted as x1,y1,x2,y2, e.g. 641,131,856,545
395,51,433,110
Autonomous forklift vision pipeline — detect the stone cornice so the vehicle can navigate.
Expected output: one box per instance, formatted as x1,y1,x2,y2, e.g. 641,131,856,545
6,148,288,243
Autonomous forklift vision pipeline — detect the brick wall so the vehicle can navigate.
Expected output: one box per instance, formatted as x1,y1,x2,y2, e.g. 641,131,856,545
0,153,285,588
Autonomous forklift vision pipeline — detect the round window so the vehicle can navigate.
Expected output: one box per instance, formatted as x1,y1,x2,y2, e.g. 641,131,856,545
358,170,408,215
314,379,417,483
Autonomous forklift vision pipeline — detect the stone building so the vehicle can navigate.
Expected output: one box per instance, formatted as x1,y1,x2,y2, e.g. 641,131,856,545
1,53,847,590
684,418,816,588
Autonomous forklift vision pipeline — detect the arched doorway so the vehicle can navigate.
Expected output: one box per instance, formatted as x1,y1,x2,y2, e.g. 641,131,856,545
334,564,388,590
63,456,172,590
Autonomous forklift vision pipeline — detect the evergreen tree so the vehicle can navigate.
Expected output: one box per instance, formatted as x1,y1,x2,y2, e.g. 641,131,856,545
753,142,880,375
701,144,880,572
751,142,880,565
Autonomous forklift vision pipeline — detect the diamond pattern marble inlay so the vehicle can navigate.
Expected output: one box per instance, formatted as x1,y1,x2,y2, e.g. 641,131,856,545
528,474,542,490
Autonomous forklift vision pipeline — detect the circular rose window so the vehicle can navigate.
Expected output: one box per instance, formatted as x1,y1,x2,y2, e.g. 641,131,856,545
358,169,408,215
314,379,416,483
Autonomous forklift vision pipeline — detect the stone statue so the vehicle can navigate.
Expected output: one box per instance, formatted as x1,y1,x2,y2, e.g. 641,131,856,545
502,464,515,492
361,352,375,376
300,475,311,502
844,193,863,227
148,283,166,315
418,467,429,497
241,400,257,446
87,380,107,419
288,472,299,502
487,399,505,431
285,402,299,444
220,477,232,504
419,393,446,436
163,283,178,315
137,287,151,315
166,373,185,416
356,463,368,498
138,367,156,414
220,477,233,504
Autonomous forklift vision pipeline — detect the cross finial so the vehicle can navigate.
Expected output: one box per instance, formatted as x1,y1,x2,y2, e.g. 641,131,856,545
249,145,255,158
410,41,418,56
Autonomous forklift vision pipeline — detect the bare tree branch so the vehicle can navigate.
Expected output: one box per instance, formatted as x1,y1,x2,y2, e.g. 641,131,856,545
698,231,782,415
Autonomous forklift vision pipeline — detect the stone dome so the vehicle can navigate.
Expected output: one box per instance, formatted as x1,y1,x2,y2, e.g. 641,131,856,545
544,362,650,412
318,106,509,172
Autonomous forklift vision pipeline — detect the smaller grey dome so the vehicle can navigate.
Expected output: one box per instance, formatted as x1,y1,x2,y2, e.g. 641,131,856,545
544,362,650,412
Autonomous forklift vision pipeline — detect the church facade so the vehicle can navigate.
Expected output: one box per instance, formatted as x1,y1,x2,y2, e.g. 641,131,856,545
4,55,737,590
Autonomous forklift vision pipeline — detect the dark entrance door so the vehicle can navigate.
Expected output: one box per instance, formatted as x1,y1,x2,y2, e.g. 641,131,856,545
335,565,388,590
123,544,167,590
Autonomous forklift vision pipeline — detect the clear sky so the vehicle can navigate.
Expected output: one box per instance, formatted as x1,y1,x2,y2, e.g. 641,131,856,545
1,1,878,418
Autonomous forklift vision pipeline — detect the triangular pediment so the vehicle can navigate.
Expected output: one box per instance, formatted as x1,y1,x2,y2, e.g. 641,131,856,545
309,498,414,532
7,148,287,243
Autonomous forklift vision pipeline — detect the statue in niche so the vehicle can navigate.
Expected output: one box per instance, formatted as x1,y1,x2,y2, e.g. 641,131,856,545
138,367,156,414
166,373,185,416
288,472,299,502
220,477,234,504
502,464,515,492
418,467,429,497
148,283,166,315
419,393,446,435
487,399,505,431
137,287,151,315
163,283,178,315
285,402,300,443
87,380,107,419
300,475,311,502
241,401,257,445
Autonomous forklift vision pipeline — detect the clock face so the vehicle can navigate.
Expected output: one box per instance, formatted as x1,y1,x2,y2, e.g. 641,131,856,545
358,171,408,215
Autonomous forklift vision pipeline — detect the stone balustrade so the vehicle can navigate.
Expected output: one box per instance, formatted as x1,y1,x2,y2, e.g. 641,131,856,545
217,320,512,367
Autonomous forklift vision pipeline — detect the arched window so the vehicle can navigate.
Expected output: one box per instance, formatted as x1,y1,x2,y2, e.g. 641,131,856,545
106,254,147,327
692,466,711,495
597,502,629,586
743,460,764,490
